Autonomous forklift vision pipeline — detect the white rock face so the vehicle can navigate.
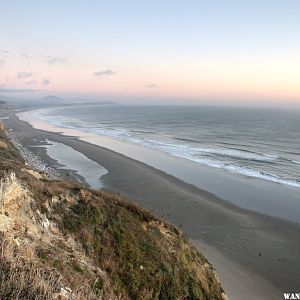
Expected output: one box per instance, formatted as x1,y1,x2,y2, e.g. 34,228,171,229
0,173,22,208
36,209,50,230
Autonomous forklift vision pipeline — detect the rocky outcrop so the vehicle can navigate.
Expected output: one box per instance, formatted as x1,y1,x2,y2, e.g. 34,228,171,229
0,123,226,299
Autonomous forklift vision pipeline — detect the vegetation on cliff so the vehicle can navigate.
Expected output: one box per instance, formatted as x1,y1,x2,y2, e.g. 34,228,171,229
0,122,226,299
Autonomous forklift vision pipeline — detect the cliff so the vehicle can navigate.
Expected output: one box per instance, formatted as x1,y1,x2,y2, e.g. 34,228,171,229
0,122,226,299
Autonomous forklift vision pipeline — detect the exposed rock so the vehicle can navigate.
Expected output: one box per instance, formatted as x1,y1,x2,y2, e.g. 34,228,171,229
0,122,226,299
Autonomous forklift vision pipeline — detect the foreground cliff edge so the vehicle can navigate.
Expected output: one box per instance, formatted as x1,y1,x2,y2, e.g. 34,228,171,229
0,122,226,300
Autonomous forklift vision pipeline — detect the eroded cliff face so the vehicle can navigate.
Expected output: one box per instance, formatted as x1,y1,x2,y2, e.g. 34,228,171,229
0,122,226,300
0,170,118,299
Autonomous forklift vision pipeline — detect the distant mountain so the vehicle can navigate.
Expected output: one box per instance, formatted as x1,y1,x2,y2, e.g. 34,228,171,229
41,96,119,106
42,95,63,103
0,95,120,108
0,95,17,102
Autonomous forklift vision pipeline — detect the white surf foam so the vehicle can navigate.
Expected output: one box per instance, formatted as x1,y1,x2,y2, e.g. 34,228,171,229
17,109,300,189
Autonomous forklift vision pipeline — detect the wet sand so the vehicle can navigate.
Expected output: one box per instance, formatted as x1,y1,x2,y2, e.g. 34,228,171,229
3,112,300,300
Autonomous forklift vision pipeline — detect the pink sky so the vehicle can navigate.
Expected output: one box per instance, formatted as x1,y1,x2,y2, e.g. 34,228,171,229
1,1,300,105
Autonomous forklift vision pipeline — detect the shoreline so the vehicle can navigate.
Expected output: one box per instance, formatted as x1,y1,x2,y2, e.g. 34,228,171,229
3,112,300,299
17,107,300,224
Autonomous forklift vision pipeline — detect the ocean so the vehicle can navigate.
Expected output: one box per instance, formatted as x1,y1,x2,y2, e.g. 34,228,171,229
23,104,300,189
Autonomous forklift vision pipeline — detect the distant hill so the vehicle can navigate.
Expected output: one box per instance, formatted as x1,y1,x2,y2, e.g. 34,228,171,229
0,95,120,107
0,95,15,103
42,95,63,104
41,96,120,107
0,95,36,106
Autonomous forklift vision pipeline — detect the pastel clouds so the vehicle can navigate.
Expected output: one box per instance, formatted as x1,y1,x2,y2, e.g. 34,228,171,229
0,48,299,104
45,56,68,64
42,79,50,85
17,72,33,79
93,69,117,77
146,84,158,88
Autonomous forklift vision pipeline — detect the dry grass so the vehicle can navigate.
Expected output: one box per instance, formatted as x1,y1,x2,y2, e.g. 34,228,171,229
0,236,106,300
0,236,62,299
0,122,225,300
58,189,224,299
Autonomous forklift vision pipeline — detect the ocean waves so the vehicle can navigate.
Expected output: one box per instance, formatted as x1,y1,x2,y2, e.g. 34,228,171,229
18,107,300,189
138,140,300,188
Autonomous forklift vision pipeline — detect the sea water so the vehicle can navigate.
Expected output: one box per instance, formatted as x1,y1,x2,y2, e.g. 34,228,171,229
17,105,300,222
20,105,300,188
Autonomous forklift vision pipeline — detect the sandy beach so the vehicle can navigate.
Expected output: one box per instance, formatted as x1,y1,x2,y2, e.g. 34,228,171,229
3,111,300,300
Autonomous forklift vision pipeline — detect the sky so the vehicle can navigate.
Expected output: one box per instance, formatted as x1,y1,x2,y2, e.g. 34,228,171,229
0,0,300,105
